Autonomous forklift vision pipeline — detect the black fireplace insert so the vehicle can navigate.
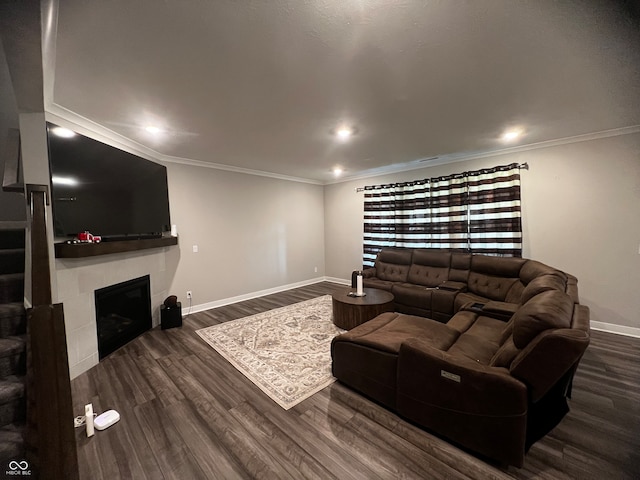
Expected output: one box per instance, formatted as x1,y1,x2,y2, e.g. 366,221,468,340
95,275,152,359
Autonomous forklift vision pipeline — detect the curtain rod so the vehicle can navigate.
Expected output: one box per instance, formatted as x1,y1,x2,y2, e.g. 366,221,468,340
354,162,529,192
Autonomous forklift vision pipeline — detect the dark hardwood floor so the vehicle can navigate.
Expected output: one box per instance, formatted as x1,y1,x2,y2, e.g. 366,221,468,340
70,282,640,479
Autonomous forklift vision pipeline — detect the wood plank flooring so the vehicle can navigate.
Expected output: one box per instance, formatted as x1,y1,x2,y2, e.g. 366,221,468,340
70,282,640,479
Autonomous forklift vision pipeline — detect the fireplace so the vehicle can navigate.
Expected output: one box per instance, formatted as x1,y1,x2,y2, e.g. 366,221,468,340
94,275,152,359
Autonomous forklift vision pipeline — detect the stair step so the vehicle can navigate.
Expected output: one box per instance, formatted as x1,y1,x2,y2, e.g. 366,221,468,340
0,377,24,404
0,274,24,304
0,337,25,378
0,230,25,250
0,303,26,338
0,249,25,275
0,377,25,429
0,423,25,465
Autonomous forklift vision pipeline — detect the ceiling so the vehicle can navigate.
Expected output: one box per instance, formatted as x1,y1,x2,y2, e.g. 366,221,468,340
44,0,640,183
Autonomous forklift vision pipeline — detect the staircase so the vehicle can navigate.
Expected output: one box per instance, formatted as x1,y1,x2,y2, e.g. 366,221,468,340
0,228,26,464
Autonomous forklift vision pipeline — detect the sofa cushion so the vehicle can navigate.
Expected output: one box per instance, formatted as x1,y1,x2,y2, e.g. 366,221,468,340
520,274,567,304
490,336,520,368
392,283,434,309
519,260,567,285
449,253,471,282
376,261,411,283
446,315,506,365
374,248,413,282
336,312,459,353
512,290,574,349
471,254,526,278
446,310,477,333
465,315,509,343
467,272,520,302
407,250,451,287
446,335,498,365
362,277,396,292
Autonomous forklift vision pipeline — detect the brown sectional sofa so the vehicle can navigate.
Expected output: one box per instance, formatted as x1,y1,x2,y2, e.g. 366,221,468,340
331,247,590,467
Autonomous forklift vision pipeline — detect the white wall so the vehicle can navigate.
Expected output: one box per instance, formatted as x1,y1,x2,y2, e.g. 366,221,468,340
324,132,640,332
165,163,326,309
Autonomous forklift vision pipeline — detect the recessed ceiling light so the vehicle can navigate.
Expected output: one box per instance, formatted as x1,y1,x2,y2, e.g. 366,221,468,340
333,167,344,177
51,175,78,186
51,127,76,138
501,127,525,143
145,125,164,135
335,126,354,141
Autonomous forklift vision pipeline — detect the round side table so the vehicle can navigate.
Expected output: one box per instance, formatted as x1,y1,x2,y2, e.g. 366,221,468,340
332,288,394,330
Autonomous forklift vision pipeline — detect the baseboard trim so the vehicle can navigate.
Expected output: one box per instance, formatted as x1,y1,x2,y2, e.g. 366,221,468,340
323,276,350,286
185,277,345,315
590,321,640,338
186,281,640,340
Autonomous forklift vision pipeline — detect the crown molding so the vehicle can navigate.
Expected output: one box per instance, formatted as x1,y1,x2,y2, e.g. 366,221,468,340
158,154,323,185
326,124,640,186
44,105,323,185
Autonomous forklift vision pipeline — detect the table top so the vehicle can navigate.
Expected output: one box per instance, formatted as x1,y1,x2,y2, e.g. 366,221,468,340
332,287,394,306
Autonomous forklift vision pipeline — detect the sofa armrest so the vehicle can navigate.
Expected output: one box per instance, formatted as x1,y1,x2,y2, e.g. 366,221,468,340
361,268,377,278
510,327,590,402
460,300,518,321
398,338,527,415
438,280,467,292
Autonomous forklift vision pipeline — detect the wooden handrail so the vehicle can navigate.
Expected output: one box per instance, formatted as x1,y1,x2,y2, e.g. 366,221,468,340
27,185,51,306
24,183,79,479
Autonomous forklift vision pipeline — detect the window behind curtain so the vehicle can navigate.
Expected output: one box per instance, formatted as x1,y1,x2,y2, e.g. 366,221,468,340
363,163,522,267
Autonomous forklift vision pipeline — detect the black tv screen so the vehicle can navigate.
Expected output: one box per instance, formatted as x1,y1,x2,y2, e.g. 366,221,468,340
47,122,171,240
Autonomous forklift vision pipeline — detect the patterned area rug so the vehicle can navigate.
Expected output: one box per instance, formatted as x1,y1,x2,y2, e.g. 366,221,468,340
195,295,344,410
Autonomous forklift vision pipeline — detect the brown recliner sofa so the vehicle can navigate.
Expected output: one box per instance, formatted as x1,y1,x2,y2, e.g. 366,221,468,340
361,247,577,321
332,248,590,467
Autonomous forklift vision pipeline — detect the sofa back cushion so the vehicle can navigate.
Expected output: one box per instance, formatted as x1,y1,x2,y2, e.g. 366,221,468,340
449,253,471,282
519,260,566,285
375,248,413,282
407,249,451,287
466,255,527,302
520,274,567,304
490,335,520,368
512,290,573,349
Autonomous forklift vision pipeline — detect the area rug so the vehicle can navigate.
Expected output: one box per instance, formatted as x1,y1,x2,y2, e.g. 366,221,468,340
195,295,344,410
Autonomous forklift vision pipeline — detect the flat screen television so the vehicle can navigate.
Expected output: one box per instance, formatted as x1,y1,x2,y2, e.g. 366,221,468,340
46,122,171,241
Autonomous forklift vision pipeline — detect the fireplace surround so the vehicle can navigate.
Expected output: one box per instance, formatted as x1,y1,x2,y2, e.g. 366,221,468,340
94,275,152,359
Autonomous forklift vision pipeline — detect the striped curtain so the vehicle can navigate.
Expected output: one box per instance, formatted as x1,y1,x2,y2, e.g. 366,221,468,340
363,163,522,267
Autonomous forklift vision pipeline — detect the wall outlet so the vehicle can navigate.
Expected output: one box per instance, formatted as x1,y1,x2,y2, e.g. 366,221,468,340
314,266,318,273
186,291,192,299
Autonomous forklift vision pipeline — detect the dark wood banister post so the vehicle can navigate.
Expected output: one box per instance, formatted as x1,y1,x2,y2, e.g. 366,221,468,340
26,185,51,305
25,184,79,480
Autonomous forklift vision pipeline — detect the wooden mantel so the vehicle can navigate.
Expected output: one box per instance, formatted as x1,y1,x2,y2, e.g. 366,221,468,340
54,236,178,259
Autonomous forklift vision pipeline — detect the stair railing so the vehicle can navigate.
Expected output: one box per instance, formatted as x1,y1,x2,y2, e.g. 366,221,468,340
22,184,79,479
